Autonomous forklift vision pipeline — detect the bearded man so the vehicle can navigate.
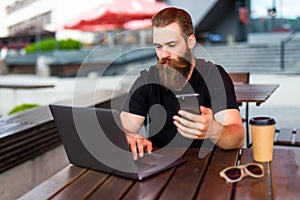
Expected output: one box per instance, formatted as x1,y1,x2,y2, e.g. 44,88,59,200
120,7,245,160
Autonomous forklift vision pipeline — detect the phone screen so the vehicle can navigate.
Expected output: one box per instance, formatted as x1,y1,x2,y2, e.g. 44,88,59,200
175,93,200,114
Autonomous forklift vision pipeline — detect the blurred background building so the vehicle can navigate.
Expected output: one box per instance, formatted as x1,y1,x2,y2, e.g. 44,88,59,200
0,0,299,78
1,0,299,46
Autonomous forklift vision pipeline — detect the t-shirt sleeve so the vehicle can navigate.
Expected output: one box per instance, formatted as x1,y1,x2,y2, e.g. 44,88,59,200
202,63,239,114
121,76,150,117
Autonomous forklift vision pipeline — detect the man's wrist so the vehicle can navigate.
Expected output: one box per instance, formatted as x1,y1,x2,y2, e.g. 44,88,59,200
207,119,222,143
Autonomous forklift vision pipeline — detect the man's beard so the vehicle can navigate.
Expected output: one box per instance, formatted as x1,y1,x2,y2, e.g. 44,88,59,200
156,51,192,91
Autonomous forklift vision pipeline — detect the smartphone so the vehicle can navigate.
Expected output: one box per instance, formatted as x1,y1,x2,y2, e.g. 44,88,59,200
175,93,200,115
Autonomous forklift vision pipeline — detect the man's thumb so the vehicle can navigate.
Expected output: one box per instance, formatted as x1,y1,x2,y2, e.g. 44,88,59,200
200,106,211,115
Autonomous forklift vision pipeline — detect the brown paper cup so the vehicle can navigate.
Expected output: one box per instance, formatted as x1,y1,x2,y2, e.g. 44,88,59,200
249,117,276,162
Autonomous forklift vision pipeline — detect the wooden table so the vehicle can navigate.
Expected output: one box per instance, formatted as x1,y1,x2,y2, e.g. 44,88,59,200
234,84,279,147
235,84,279,105
20,147,300,200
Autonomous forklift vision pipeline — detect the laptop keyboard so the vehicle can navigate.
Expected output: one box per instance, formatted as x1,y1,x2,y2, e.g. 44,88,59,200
134,160,157,171
134,154,168,171
134,154,160,171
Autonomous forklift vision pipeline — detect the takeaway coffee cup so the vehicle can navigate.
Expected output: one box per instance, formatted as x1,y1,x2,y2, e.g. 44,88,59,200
249,117,276,162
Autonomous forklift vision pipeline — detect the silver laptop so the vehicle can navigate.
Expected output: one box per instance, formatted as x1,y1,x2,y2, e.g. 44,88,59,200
49,104,185,180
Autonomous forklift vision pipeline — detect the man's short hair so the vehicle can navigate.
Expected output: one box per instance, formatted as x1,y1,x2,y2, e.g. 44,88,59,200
152,7,194,37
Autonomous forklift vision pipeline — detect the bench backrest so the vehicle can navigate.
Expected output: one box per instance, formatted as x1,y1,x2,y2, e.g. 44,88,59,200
228,72,250,84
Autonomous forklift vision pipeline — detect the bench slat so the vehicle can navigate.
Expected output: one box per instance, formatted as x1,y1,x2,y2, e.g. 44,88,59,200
276,128,293,145
295,129,300,146
0,121,56,146
0,128,58,158
0,121,60,173
0,138,61,173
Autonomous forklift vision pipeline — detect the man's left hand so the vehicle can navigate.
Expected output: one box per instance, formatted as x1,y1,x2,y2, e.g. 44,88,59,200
173,106,214,140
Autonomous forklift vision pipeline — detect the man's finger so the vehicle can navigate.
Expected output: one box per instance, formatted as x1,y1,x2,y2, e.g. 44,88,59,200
200,106,212,115
130,142,138,160
136,139,144,158
145,141,153,154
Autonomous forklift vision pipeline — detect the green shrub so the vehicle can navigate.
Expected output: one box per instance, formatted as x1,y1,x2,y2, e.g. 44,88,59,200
8,104,39,115
58,39,81,50
25,38,81,53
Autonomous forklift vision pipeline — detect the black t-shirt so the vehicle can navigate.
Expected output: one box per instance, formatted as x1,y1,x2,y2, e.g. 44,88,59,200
122,59,238,147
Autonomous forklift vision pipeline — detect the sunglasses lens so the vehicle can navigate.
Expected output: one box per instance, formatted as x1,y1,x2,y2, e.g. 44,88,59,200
246,165,263,175
224,168,242,181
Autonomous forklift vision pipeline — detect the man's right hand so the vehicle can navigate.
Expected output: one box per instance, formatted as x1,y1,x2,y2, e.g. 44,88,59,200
126,133,152,160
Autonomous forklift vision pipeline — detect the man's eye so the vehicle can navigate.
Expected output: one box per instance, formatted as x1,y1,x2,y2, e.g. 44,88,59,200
168,43,176,48
154,45,162,49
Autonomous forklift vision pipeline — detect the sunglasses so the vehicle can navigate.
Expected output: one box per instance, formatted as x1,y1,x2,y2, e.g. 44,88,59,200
219,163,264,183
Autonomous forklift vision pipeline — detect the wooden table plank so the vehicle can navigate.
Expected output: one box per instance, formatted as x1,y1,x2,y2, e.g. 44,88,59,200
271,149,300,200
87,176,134,200
121,148,187,200
159,148,212,200
50,169,109,199
19,165,86,200
196,148,240,200
122,167,175,200
236,149,269,200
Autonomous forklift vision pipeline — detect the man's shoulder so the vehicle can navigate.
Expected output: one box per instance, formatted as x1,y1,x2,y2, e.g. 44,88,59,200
195,58,227,74
195,58,217,74
195,58,224,69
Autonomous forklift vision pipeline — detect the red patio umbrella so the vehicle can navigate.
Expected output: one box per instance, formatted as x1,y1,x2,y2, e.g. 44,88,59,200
63,0,168,31
123,19,152,30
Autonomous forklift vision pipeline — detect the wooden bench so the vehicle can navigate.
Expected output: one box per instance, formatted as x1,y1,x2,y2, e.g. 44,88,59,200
0,89,128,199
0,117,60,173
0,90,127,173
274,128,300,146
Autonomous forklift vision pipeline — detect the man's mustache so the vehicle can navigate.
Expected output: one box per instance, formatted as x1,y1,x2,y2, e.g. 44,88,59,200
157,57,190,68
158,57,170,65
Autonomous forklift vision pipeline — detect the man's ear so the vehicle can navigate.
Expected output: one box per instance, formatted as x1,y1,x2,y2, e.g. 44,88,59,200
188,34,196,49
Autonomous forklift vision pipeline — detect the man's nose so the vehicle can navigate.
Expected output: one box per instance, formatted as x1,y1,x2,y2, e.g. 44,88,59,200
161,48,171,58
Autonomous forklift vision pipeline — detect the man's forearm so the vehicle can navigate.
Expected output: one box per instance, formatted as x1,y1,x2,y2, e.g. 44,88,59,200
209,120,245,149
